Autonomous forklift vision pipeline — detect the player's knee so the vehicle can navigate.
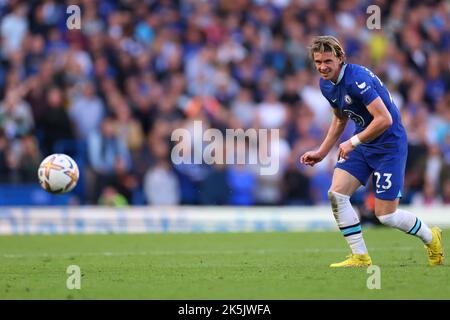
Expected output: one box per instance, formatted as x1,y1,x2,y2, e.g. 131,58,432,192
327,190,351,209
328,190,349,201
327,190,334,201
374,199,398,217
328,190,343,202
375,208,397,219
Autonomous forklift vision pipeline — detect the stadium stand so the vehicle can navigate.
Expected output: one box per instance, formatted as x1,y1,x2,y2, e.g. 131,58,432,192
0,0,449,208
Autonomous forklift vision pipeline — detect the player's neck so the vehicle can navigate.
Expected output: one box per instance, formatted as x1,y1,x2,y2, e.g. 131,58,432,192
331,63,347,85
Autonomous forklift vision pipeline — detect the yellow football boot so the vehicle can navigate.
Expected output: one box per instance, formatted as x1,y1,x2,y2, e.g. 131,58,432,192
425,227,444,266
330,253,372,268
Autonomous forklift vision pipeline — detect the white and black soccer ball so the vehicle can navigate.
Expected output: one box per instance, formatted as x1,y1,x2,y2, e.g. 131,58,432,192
38,153,79,194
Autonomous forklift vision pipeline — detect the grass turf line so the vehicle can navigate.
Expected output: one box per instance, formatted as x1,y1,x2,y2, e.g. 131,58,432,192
0,229,449,299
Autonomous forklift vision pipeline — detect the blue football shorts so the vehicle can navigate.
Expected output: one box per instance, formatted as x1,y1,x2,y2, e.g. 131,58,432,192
335,142,407,200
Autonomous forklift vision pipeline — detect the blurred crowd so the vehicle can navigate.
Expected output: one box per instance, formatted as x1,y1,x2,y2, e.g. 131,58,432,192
0,0,449,207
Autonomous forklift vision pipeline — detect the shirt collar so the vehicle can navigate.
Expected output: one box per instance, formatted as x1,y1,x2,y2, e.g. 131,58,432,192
331,63,347,85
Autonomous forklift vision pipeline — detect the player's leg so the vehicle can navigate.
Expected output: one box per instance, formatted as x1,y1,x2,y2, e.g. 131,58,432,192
372,154,444,265
375,198,443,265
329,168,368,254
374,198,431,243
329,150,373,267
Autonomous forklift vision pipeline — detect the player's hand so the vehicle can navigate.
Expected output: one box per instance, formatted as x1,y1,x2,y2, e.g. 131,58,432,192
300,150,325,167
338,140,355,160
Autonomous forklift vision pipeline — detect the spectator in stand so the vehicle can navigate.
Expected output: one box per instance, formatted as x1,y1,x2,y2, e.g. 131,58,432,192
282,152,313,206
143,141,180,205
0,129,12,182
86,115,131,203
39,86,75,155
15,134,41,183
199,162,230,205
98,185,129,207
0,2,28,59
68,80,105,140
227,164,256,206
0,86,34,141
441,179,450,205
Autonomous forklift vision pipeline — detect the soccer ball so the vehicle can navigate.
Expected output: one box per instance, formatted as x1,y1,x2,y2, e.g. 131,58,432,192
38,153,79,194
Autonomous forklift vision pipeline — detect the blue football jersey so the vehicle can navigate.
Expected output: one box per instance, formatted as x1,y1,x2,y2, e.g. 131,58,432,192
320,64,407,148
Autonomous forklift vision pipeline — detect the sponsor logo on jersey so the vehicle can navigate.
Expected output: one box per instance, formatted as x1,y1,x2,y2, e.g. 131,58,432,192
360,86,371,95
343,109,365,126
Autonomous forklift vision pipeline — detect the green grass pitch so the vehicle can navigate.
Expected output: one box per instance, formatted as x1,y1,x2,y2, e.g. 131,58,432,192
1,228,449,299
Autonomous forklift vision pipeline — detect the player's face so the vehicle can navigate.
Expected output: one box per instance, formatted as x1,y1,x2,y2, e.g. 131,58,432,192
313,51,343,82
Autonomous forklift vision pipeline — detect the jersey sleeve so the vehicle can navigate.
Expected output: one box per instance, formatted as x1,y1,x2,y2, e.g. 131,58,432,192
348,72,379,107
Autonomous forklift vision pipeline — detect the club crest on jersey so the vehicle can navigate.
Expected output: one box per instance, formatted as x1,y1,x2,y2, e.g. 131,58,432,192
344,95,353,104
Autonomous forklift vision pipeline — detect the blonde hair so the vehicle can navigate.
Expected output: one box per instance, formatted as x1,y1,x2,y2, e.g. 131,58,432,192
309,36,346,62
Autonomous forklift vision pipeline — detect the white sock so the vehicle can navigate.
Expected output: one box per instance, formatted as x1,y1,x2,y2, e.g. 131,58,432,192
377,209,432,244
328,191,368,254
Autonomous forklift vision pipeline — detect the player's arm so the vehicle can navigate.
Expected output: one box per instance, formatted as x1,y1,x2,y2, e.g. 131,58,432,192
301,108,348,166
338,96,392,159
354,96,392,143
318,108,349,156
